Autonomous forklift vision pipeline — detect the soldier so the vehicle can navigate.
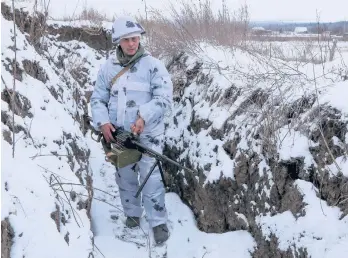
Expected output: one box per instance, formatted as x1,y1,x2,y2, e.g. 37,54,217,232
90,16,173,244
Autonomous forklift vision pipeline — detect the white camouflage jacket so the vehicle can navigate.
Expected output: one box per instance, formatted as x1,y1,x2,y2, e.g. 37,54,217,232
90,54,173,138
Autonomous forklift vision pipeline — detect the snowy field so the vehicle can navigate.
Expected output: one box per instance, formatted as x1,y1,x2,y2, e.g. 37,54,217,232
246,40,348,63
2,0,348,257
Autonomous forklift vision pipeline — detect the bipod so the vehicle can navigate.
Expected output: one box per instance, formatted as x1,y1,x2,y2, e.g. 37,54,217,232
135,158,166,198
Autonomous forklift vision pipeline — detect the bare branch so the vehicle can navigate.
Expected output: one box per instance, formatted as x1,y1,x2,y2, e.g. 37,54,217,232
38,164,73,182
49,174,83,228
93,243,105,258
10,195,27,217
11,0,17,158
30,153,92,160
49,182,119,200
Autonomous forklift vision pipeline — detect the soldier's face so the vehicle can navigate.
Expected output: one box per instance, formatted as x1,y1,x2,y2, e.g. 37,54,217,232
120,36,140,56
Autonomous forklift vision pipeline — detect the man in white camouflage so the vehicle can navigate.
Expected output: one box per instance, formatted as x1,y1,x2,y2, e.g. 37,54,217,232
90,16,173,244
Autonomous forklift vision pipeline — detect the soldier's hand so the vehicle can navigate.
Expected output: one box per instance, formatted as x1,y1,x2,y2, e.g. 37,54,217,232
131,117,145,135
101,123,116,143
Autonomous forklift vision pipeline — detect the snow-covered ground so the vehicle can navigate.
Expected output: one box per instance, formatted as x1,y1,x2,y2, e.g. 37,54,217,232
88,137,256,258
165,41,348,180
1,2,256,257
257,180,348,257
163,35,348,258
2,1,348,257
1,12,94,257
247,40,348,63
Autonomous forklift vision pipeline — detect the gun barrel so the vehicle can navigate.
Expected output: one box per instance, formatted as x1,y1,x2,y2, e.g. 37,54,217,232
132,140,196,174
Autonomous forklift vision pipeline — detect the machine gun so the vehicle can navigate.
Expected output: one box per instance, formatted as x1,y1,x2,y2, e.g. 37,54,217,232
84,116,195,198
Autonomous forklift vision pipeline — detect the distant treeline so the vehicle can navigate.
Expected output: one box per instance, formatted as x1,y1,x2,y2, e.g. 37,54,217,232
250,21,348,34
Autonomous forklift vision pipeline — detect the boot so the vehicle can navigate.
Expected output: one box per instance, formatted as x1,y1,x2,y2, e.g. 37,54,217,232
125,216,140,228
153,224,169,244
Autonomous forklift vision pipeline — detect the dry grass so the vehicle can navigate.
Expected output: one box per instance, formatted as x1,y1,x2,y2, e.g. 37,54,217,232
58,5,112,22
78,7,110,22
135,0,249,57
47,0,249,57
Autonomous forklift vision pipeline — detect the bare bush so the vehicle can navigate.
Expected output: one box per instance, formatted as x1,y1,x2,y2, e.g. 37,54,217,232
78,7,108,22
59,5,112,23
56,5,112,36
136,0,249,58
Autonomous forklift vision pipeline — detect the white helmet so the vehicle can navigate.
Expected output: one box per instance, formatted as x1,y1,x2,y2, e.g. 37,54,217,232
111,16,146,44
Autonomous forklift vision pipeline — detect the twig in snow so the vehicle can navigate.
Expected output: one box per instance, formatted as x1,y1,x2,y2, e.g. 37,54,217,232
11,0,17,158
53,188,152,255
49,182,119,200
333,181,348,206
311,18,343,177
38,164,72,182
49,174,83,227
202,251,210,258
334,195,348,206
311,62,328,217
30,153,93,160
43,171,150,252
1,76,19,117
312,59,342,177
93,243,105,258
15,115,35,145
10,195,27,217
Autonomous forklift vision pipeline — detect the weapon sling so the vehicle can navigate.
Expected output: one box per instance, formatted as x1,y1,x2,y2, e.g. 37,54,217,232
103,64,135,165
111,64,131,86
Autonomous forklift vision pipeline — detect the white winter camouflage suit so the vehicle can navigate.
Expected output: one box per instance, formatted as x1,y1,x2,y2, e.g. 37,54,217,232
90,53,173,227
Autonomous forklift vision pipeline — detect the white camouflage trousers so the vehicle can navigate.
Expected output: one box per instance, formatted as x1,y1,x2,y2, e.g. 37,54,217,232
115,136,168,228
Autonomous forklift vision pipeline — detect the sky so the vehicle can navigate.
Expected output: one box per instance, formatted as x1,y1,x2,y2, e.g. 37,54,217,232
245,0,348,22
31,0,348,23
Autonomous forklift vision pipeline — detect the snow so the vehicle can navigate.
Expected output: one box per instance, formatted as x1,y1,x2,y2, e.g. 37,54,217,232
2,1,348,257
1,2,257,257
277,128,315,166
46,19,113,30
209,107,231,129
320,81,348,112
1,17,93,258
164,38,348,186
327,156,348,177
88,137,256,258
256,180,348,257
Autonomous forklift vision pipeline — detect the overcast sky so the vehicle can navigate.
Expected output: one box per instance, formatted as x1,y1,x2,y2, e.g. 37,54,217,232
36,0,347,22
245,0,348,22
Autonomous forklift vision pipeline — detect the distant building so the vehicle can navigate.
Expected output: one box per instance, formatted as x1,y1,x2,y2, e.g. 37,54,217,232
252,26,265,31
294,27,308,34
251,27,272,35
